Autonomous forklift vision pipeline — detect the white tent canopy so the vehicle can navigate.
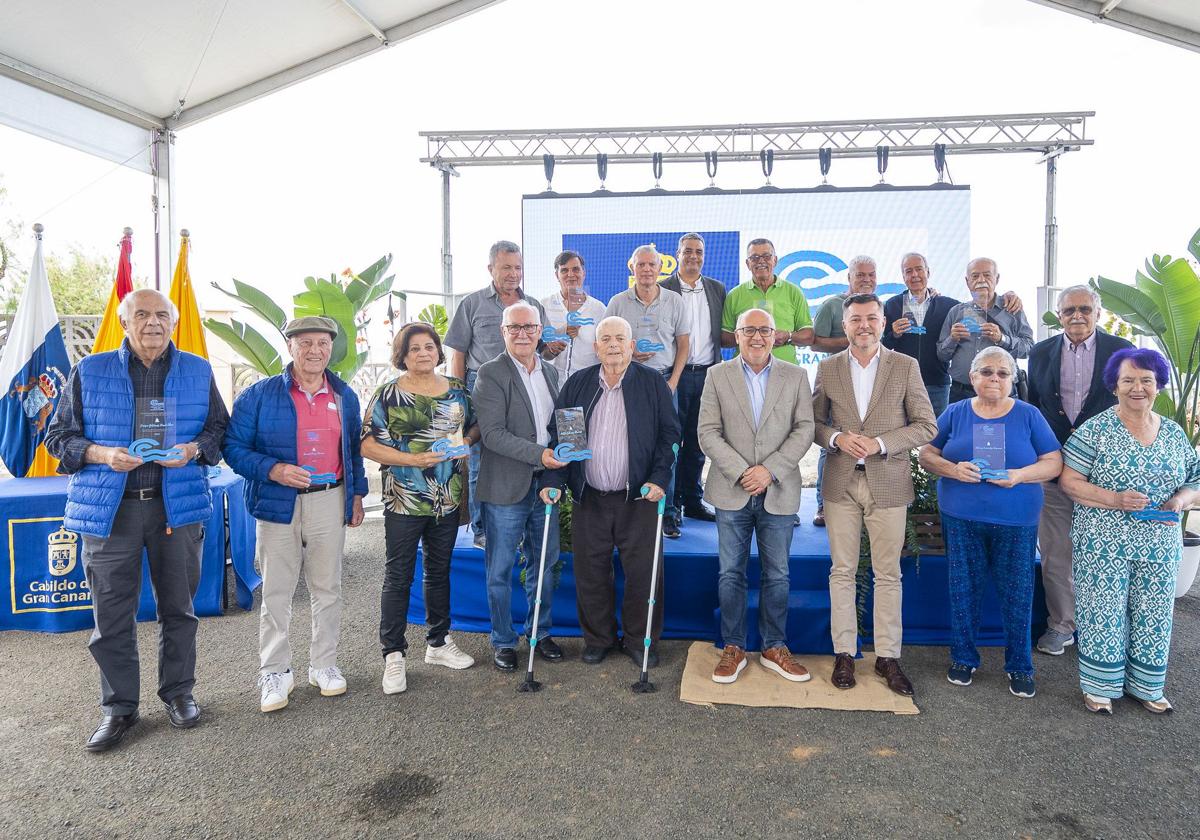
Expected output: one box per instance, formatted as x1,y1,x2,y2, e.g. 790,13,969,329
0,0,501,282
1027,0,1200,53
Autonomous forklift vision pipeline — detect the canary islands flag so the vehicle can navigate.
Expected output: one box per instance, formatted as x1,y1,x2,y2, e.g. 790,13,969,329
0,225,70,477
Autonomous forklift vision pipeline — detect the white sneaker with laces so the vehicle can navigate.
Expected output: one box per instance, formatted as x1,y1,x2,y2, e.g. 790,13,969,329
382,652,407,694
424,636,475,670
308,665,348,696
259,670,294,713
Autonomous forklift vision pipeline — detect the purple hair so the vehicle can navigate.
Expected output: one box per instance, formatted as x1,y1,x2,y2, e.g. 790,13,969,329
1102,347,1170,392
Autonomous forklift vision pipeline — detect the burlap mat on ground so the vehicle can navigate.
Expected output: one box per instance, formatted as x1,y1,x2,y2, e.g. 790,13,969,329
679,641,919,715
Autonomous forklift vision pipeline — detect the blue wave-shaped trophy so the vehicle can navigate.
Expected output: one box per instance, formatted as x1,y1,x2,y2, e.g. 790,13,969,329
129,437,184,462
566,310,594,327
431,438,471,460
542,325,570,343
553,442,592,462
635,339,665,353
301,465,338,483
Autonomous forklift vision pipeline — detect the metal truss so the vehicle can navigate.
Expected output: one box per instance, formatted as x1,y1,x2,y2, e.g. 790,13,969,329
421,112,1093,167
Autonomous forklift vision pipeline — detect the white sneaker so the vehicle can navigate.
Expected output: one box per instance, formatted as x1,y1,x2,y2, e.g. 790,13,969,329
259,670,294,713
382,652,407,695
424,636,475,670
308,665,348,696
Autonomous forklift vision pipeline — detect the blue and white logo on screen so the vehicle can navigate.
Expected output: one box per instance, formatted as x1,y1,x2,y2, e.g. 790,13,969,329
776,250,905,304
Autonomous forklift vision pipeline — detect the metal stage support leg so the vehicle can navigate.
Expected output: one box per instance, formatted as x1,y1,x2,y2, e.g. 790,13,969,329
151,129,176,291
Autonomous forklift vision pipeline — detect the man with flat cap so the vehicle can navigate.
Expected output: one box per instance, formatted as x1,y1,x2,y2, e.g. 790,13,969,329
224,315,368,713
46,288,229,752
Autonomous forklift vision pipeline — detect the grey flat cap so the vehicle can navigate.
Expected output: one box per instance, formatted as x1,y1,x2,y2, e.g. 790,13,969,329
283,315,339,338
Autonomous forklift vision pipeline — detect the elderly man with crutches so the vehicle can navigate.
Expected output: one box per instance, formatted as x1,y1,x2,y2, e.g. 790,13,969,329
539,315,680,670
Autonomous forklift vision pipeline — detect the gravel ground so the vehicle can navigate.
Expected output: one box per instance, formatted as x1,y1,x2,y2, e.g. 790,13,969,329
1,518,1196,840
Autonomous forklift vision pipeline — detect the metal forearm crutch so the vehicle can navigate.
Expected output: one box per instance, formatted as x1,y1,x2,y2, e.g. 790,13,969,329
518,488,559,693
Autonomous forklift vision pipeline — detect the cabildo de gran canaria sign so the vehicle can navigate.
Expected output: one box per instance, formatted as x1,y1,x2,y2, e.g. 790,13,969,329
9,519,91,612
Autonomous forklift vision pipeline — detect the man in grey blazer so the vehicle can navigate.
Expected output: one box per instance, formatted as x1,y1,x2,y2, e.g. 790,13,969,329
660,232,727,529
698,308,815,685
474,302,568,672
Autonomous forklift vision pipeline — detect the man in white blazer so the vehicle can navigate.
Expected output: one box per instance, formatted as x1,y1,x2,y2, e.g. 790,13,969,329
698,308,815,685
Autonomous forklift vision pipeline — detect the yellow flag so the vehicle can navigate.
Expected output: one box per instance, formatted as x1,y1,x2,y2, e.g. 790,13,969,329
169,232,208,358
91,228,135,355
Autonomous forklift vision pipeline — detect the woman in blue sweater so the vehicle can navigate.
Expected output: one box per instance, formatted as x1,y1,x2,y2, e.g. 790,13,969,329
919,346,1062,698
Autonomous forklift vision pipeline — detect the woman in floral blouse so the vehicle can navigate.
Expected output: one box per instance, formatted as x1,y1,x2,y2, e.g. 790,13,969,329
361,322,480,694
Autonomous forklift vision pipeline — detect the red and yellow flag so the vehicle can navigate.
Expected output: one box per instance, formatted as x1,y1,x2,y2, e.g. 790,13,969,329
169,231,207,358
91,227,135,354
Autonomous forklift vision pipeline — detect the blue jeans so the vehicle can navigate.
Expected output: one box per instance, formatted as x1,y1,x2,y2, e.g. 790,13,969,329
925,382,950,419
465,369,483,538
660,369,681,522
943,512,1037,677
482,482,559,649
716,495,793,650
674,365,710,513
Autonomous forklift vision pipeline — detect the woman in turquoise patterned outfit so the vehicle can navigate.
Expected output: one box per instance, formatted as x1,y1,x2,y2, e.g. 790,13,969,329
361,323,480,694
1060,348,1200,714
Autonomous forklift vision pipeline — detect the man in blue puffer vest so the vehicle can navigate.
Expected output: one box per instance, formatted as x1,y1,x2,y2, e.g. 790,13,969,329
223,316,367,714
46,289,229,753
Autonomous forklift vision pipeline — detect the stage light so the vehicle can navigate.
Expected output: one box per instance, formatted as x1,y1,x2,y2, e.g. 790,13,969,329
704,151,718,188
651,152,663,189
760,149,774,187
876,145,889,183
542,154,555,192
934,144,947,183
819,147,832,184
596,153,608,191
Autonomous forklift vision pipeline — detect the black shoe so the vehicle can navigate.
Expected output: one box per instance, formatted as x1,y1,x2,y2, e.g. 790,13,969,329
624,641,660,669
86,711,139,753
662,518,681,539
683,504,716,522
581,645,613,664
535,637,564,662
493,647,517,671
164,695,201,729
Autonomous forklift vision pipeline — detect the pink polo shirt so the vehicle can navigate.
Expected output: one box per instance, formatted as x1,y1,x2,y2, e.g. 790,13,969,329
290,375,343,481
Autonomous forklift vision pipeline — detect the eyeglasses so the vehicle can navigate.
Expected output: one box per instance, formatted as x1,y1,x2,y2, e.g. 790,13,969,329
975,368,1012,379
503,324,541,335
737,327,776,337
1059,305,1094,316
746,254,776,264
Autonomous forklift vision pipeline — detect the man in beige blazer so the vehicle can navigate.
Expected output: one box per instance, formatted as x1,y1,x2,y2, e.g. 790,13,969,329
813,293,937,696
698,309,815,685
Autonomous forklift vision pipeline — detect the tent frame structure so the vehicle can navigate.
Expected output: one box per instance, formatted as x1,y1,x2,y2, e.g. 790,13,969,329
420,112,1094,337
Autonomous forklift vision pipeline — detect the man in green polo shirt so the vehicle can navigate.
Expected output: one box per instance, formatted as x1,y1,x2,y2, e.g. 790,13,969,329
721,238,814,363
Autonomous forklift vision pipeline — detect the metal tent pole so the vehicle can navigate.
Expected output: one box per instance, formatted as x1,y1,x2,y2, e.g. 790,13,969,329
438,161,459,317
151,129,176,291
1038,150,1060,341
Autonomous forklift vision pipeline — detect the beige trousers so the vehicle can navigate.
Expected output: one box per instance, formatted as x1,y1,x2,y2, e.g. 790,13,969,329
1037,479,1075,634
826,471,907,659
257,486,346,675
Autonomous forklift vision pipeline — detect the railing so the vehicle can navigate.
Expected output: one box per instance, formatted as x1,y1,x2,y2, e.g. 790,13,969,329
0,314,102,365
232,362,396,403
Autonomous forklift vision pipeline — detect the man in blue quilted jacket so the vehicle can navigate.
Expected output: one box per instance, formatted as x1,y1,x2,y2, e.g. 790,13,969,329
223,316,367,714
46,288,229,753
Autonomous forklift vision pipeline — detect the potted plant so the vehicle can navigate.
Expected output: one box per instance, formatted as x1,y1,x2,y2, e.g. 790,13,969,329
1088,225,1200,597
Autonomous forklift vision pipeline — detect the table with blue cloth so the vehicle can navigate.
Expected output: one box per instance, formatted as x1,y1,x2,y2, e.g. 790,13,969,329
0,467,260,632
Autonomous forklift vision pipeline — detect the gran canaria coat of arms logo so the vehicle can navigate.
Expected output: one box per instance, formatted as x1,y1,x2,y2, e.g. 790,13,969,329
48,526,78,577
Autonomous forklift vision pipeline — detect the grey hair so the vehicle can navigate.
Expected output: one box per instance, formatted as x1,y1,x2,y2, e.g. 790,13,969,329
1056,284,1101,311
900,252,929,271
628,244,662,266
677,232,704,250
745,238,775,257
967,257,999,276
501,301,540,325
735,308,775,330
970,345,1016,375
595,314,632,338
118,288,178,323
847,255,877,273
488,240,521,265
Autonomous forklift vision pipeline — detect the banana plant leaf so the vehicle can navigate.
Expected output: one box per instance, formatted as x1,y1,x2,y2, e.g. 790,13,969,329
417,303,449,338
294,279,356,376
345,254,394,310
203,318,283,376
1092,276,1165,346
1142,256,1200,375
209,278,287,334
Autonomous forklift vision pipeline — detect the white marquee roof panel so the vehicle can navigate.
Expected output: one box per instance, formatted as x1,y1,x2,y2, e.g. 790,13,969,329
1027,0,1200,53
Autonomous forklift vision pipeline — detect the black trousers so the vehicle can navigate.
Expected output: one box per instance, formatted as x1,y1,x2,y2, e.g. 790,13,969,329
81,497,203,716
380,510,458,656
571,488,664,649
674,364,711,511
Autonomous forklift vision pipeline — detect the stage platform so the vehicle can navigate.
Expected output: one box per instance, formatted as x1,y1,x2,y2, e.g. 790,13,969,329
410,494,1047,652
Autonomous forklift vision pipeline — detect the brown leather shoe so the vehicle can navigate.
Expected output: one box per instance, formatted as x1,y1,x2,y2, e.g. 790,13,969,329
712,645,747,684
874,657,914,697
831,653,855,689
760,645,811,682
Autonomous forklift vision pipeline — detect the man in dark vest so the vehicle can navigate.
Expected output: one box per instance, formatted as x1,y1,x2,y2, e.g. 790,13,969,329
1027,285,1132,656
46,288,229,752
